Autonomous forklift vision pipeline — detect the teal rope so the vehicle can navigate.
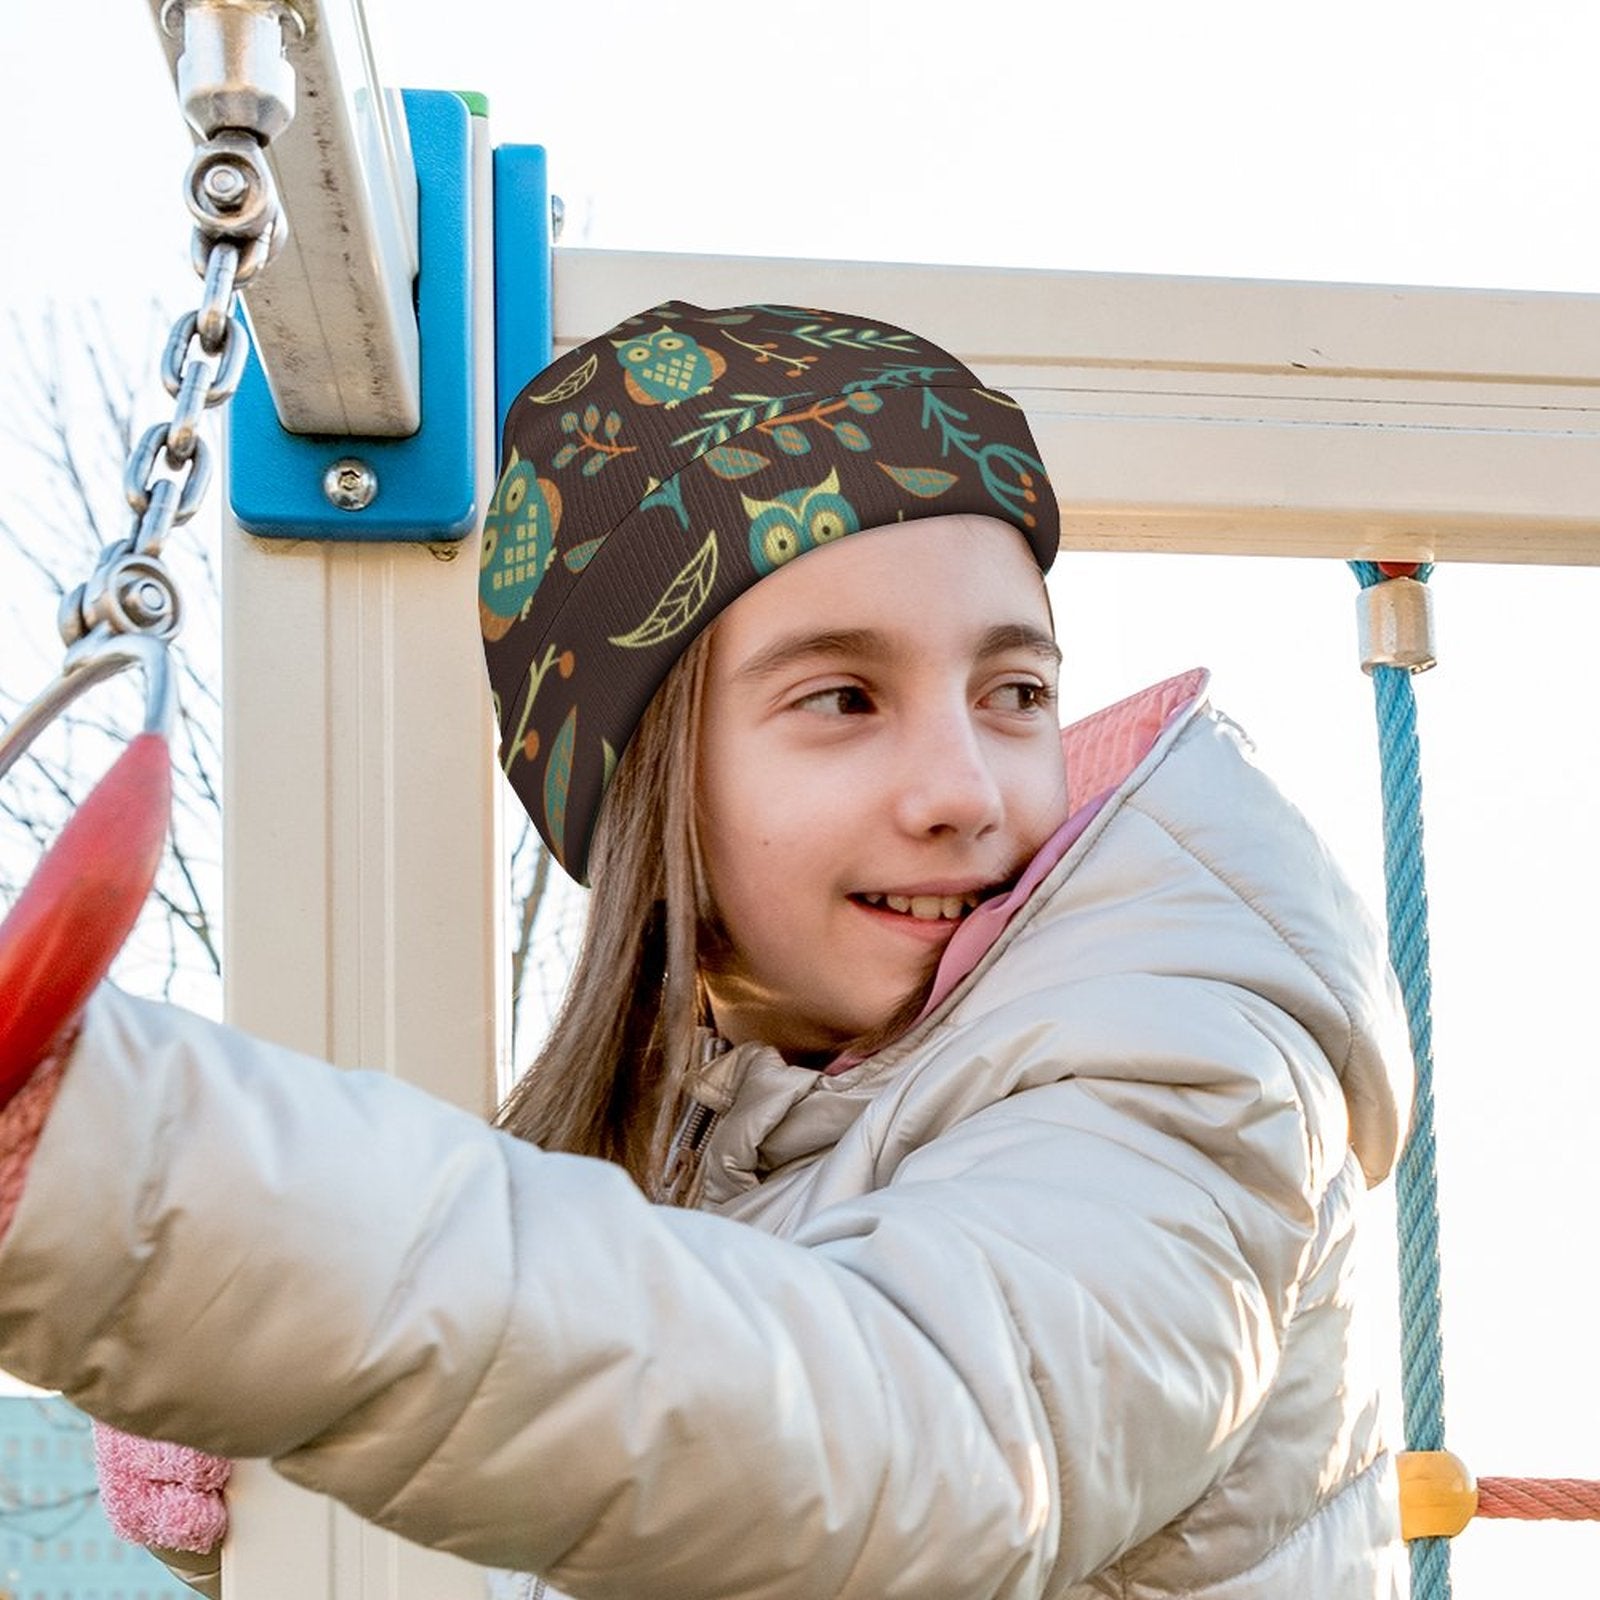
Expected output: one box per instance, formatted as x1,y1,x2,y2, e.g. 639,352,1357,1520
1349,560,1451,1600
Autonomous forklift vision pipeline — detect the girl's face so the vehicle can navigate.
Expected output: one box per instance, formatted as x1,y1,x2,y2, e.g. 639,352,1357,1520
697,514,1068,1058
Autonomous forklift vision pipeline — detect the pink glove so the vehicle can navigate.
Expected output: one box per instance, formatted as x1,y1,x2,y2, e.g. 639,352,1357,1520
93,1422,231,1554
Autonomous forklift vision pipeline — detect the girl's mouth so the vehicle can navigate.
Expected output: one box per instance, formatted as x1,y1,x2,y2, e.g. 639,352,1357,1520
850,890,983,923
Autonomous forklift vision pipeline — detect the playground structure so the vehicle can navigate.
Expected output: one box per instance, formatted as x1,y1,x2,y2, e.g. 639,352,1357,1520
0,1,1594,1596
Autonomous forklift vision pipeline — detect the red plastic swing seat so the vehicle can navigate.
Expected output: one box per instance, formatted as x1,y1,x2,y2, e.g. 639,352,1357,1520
0,732,171,1104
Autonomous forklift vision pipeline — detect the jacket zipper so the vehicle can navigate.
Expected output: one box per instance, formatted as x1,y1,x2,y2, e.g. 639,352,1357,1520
658,1089,722,1207
656,1031,746,1207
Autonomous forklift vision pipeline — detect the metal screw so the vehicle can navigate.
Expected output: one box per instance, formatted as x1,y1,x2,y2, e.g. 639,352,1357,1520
201,163,249,210
324,457,378,511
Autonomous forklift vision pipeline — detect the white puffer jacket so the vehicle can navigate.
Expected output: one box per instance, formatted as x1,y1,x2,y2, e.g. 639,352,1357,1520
0,679,1412,1599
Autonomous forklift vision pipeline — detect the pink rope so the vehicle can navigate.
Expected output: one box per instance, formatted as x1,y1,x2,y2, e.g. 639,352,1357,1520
1476,1477,1600,1522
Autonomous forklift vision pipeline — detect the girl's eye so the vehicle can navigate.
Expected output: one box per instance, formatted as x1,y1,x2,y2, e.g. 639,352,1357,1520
986,680,1054,714
794,685,873,716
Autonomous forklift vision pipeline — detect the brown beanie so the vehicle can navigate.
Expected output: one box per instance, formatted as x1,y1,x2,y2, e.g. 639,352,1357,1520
480,300,1058,881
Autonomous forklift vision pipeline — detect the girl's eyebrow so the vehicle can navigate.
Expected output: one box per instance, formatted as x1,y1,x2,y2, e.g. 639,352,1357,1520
979,623,1063,668
733,622,1061,683
733,630,886,682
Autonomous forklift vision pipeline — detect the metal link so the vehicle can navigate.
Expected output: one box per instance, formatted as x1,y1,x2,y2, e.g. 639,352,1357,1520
166,364,211,464
161,312,249,448
134,478,182,559
192,221,277,286
124,425,215,537
196,242,239,350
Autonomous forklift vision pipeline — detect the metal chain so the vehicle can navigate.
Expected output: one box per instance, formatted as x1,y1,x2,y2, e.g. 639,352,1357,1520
57,2,299,669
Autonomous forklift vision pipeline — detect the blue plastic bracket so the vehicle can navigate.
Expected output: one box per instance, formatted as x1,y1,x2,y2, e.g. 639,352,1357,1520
492,144,553,449
229,89,477,541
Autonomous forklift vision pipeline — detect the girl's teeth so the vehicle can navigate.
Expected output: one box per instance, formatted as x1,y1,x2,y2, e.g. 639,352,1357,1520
871,893,973,921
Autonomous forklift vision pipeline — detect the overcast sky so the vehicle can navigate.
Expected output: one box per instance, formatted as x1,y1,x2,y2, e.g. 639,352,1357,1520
1,3,1597,1592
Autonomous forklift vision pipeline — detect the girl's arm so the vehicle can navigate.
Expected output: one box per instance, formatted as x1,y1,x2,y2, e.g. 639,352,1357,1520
0,1051,230,1594
0,980,1344,1600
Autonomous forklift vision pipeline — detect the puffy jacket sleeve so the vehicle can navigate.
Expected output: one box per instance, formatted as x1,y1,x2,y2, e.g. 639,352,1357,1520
0,980,1335,1600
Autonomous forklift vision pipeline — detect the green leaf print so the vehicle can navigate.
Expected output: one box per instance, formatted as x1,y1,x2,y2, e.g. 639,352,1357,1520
563,537,606,572
703,445,772,480
770,424,811,456
788,324,918,353
543,706,578,862
876,463,960,498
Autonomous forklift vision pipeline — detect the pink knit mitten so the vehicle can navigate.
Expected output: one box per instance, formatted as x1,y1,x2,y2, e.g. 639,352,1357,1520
93,1423,231,1554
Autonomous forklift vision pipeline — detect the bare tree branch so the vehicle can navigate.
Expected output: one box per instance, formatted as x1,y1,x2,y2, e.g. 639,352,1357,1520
509,828,553,1013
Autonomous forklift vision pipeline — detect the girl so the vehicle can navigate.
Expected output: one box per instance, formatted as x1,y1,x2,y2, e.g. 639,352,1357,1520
0,303,1410,1599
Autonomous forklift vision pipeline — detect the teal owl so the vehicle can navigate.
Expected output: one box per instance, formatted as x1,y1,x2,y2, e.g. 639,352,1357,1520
742,467,861,574
613,326,727,407
479,448,563,641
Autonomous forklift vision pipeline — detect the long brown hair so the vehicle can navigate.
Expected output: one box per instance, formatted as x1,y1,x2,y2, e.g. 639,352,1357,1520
496,634,713,1187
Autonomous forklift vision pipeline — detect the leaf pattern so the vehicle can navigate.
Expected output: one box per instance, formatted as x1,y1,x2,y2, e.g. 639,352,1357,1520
672,395,797,459
525,353,598,406
608,532,719,649
563,537,606,572
770,424,811,456
766,319,918,354
543,706,578,861
877,463,960,499
704,445,771,480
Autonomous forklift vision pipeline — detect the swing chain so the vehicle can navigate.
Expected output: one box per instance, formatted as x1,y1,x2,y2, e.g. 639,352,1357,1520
57,0,299,663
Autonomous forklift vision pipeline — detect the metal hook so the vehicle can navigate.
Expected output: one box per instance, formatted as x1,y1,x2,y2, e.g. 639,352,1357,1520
0,634,177,787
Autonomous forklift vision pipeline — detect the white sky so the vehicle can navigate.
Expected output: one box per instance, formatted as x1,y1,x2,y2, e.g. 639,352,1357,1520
2,1,1598,1594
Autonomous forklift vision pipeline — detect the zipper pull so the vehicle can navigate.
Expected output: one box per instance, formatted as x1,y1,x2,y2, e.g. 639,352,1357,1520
657,1031,754,1207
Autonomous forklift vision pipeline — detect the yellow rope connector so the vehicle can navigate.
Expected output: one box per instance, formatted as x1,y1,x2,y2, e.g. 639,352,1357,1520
1398,1450,1479,1539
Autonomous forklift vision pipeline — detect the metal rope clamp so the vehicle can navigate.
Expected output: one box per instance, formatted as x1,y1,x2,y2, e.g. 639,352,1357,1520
0,0,299,1096
1358,573,1438,675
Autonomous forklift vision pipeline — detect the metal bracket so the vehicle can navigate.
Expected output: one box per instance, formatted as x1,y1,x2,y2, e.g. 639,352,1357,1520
492,144,553,447
229,88,476,541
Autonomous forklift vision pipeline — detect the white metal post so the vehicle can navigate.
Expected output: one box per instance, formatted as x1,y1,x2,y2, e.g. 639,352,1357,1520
218,107,501,1600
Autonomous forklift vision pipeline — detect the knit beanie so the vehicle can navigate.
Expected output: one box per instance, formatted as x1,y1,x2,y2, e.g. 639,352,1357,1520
480,300,1059,881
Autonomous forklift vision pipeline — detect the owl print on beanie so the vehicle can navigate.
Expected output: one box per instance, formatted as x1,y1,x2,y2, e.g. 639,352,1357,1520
480,301,1059,882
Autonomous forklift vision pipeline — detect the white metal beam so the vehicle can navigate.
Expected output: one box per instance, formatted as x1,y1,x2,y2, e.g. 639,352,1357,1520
553,250,1600,565
148,0,422,436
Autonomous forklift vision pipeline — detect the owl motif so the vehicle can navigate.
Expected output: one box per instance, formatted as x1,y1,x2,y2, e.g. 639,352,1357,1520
613,326,727,407
742,467,861,574
479,449,562,641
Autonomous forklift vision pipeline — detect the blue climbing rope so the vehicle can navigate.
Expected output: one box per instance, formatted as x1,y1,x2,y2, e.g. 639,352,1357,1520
1349,560,1451,1600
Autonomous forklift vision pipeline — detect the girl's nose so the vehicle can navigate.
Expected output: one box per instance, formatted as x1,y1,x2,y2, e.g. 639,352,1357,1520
892,712,1005,841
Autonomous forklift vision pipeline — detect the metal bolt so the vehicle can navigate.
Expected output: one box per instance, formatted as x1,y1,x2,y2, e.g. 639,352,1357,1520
324,457,378,511
551,193,566,243
128,580,171,624
201,163,249,210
